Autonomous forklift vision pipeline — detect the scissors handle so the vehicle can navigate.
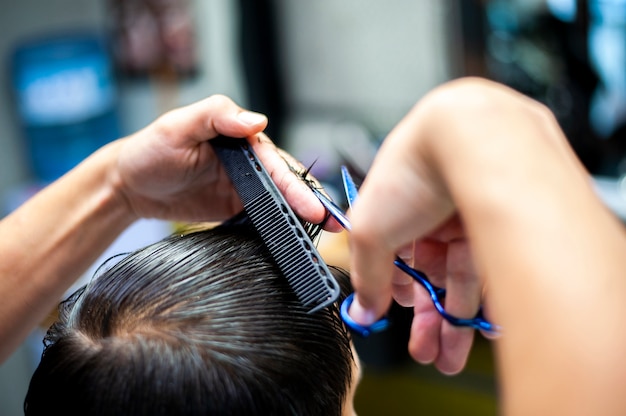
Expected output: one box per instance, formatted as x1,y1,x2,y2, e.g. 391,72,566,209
315,166,501,336
393,257,499,334
339,258,499,337
340,294,390,337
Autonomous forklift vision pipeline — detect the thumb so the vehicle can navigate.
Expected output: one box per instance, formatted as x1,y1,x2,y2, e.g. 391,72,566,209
156,95,268,145
348,229,396,325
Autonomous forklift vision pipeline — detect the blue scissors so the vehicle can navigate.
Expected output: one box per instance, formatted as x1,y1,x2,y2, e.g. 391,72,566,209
312,166,500,337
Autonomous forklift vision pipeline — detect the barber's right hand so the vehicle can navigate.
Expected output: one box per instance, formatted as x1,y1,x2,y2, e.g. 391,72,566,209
348,76,626,414
346,77,542,374
347,138,480,375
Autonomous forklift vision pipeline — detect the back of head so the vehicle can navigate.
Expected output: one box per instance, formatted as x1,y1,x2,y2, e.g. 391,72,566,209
25,217,354,416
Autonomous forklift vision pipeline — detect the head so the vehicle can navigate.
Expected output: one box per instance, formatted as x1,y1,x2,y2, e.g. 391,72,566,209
25,215,357,416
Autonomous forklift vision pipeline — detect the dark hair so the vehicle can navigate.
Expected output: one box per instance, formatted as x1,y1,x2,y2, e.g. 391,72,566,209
24,215,354,416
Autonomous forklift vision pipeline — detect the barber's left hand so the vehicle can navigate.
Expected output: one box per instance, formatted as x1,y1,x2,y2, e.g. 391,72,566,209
114,95,337,229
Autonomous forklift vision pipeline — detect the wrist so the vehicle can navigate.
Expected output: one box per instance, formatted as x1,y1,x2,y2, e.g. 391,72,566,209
100,138,141,225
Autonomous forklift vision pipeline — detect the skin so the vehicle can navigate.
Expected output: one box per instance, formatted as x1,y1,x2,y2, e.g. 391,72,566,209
342,345,362,416
0,95,336,363
348,77,626,414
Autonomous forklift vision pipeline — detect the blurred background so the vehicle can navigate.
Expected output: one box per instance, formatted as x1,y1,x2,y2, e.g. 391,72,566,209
1,0,626,414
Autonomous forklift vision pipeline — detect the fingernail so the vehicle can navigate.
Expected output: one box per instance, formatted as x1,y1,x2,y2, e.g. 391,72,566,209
238,111,267,126
350,298,379,326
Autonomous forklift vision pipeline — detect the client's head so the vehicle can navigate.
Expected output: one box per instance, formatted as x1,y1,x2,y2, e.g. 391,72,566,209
25,215,357,416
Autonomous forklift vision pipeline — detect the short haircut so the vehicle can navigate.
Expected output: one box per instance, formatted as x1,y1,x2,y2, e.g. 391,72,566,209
25,214,354,416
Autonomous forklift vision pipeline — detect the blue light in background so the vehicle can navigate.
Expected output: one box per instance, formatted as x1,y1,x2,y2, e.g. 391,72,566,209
547,0,577,22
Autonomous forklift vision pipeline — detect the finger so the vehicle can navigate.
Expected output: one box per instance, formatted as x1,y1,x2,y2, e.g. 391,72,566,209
155,94,268,146
391,265,415,307
249,133,343,231
479,286,501,340
408,280,443,364
427,215,466,242
275,146,342,231
349,231,396,326
412,239,448,287
435,239,480,374
435,323,474,375
347,107,454,327
393,242,417,306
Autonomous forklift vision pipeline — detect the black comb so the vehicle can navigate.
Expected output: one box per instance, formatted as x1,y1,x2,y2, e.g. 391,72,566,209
211,136,340,313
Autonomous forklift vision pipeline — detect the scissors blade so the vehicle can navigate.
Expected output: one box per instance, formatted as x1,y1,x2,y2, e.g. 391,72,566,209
341,166,359,209
312,188,352,231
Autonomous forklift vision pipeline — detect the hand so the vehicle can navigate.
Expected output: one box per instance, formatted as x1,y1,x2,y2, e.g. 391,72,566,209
391,216,485,374
346,78,543,374
350,206,481,375
348,78,626,415
113,95,335,227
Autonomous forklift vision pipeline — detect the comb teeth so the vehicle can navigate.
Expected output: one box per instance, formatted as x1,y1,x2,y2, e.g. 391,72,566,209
211,137,340,313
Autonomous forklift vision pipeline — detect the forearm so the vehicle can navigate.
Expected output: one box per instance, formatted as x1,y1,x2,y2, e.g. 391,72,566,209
423,80,626,414
0,140,136,361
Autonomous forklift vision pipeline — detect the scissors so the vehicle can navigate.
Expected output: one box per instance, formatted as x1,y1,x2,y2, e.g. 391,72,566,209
312,166,500,337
